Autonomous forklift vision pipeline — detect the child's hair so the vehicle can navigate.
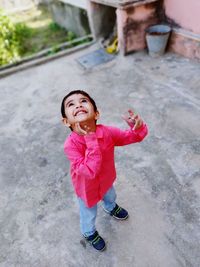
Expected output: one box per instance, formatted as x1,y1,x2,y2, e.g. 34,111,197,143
61,90,98,118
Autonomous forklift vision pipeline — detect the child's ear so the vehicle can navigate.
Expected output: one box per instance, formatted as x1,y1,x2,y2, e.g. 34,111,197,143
95,110,100,120
62,118,71,127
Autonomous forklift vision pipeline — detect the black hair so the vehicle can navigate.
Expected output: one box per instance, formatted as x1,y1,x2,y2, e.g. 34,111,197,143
61,90,97,118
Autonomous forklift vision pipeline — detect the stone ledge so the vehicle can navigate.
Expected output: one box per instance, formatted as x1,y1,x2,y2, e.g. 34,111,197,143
59,0,87,9
169,28,200,60
173,27,200,42
0,37,95,78
90,0,159,9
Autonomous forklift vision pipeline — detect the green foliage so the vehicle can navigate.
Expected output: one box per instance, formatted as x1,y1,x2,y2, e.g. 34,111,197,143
14,22,32,54
0,9,20,65
0,6,90,67
48,44,60,56
66,31,76,41
48,22,62,32
0,9,32,65
73,36,92,46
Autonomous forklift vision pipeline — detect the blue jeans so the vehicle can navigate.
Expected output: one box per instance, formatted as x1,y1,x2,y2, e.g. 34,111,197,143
78,186,116,237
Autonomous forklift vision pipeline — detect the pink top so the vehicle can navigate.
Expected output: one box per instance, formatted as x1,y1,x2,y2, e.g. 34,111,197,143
64,124,148,207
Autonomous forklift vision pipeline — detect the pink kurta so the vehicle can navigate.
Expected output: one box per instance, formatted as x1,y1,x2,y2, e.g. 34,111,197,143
64,124,148,207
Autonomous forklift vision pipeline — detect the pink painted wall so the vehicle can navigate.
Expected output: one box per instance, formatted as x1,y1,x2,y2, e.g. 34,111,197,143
164,0,200,34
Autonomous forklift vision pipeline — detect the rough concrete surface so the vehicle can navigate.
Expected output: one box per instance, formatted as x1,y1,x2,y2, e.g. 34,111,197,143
0,44,200,267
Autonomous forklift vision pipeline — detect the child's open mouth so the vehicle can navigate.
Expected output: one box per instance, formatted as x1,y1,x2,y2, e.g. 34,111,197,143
74,110,87,116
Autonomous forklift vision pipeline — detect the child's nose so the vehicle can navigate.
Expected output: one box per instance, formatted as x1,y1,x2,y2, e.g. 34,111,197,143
76,103,83,108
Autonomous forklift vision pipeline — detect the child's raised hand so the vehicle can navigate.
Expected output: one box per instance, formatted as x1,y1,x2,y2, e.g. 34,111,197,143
122,109,143,130
74,122,93,135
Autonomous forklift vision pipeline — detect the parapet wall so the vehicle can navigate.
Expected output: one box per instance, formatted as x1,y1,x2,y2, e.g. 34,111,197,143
164,0,200,35
163,0,200,60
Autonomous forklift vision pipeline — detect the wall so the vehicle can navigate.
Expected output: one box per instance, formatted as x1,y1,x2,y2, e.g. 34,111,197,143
117,1,160,55
58,0,87,9
87,2,116,39
50,1,90,37
164,0,200,60
164,0,200,34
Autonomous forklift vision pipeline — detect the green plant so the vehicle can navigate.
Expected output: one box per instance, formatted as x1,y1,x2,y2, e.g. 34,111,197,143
0,9,33,65
73,37,92,46
48,44,60,55
0,6,91,67
0,9,20,65
14,22,33,54
48,22,62,32
67,31,76,41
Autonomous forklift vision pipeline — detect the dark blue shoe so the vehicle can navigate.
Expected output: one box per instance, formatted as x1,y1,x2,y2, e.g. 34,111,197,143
104,204,129,220
85,231,106,251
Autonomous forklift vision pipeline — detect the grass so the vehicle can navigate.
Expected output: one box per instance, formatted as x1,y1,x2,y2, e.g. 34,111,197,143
8,4,77,58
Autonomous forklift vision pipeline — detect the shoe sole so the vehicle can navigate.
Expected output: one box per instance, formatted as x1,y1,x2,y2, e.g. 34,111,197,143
112,214,129,220
97,245,106,251
89,241,106,252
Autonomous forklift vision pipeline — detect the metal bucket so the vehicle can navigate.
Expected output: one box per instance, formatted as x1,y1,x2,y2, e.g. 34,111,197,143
146,24,171,57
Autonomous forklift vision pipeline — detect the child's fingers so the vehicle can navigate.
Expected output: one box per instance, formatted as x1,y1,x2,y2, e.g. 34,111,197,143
128,109,138,122
79,123,92,134
123,110,142,129
133,117,143,130
128,109,134,117
83,124,91,133
134,115,141,124
76,123,87,135
122,114,135,128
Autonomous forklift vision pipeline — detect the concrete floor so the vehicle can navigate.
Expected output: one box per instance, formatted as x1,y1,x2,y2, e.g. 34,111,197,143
0,45,200,267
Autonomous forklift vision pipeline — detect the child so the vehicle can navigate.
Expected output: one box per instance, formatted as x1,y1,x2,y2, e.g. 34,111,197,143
61,90,148,251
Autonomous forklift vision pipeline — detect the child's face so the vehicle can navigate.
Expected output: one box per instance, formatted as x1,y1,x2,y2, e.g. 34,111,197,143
62,93,99,128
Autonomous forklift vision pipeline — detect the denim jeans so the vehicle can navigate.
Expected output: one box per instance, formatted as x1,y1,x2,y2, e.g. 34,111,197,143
78,186,116,237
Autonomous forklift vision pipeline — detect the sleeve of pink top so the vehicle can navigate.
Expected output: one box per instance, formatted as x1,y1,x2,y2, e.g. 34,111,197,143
107,123,148,146
64,133,102,180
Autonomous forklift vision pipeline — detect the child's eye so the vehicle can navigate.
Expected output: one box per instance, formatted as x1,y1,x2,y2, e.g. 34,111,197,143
68,102,74,107
81,99,87,103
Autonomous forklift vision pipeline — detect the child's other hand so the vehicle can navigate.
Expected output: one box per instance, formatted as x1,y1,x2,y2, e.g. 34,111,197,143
74,123,93,135
122,109,143,130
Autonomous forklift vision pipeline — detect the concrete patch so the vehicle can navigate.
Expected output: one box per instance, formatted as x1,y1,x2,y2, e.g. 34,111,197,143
76,48,115,69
